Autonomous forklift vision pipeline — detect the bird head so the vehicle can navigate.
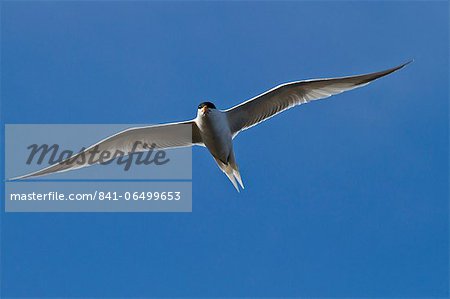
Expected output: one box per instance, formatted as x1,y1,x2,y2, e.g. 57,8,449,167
197,101,216,116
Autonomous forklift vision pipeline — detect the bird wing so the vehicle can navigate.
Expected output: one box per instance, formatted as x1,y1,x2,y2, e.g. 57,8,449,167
12,120,202,180
226,61,411,136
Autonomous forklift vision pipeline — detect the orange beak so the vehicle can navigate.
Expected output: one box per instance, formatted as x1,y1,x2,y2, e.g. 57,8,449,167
201,106,208,115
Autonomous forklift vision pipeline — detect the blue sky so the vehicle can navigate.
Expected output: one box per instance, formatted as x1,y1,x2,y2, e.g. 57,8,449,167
1,1,448,298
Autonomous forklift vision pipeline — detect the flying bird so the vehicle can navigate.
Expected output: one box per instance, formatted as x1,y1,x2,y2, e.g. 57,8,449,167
12,62,411,191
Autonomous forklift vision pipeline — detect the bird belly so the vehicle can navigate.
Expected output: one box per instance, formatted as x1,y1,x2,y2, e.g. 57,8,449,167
198,111,232,163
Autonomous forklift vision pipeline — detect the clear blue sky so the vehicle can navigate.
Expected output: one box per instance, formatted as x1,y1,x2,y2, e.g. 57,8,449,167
1,1,448,297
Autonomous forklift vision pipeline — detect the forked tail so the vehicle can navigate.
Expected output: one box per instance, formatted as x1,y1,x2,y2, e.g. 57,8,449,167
213,151,244,192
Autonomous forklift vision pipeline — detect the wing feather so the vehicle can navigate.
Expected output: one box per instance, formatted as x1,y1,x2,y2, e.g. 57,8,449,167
12,120,202,180
226,61,411,136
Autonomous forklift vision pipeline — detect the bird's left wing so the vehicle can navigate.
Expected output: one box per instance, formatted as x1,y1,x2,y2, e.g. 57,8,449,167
11,120,202,180
226,61,411,136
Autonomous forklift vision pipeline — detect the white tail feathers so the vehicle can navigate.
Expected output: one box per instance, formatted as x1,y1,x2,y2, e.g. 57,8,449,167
213,151,244,192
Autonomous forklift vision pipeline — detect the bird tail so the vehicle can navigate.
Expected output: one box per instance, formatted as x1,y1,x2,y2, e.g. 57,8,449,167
213,151,244,192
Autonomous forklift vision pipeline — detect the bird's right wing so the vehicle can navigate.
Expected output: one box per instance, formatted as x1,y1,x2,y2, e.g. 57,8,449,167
226,61,411,136
11,120,202,180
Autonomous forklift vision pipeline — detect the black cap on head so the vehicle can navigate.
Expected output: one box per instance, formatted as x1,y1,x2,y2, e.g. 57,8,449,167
198,102,216,109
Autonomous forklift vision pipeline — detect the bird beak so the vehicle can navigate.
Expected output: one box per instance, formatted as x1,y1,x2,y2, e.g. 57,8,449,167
201,106,208,115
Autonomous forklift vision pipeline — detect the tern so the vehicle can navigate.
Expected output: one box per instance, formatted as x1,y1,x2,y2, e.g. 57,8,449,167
13,62,411,191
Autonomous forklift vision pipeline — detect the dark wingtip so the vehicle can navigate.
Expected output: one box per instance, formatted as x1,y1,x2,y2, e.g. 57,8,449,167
356,60,412,85
400,59,414,68
391,59,414,73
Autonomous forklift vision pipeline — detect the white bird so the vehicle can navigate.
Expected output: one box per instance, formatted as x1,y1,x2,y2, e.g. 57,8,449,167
12,62,411,191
